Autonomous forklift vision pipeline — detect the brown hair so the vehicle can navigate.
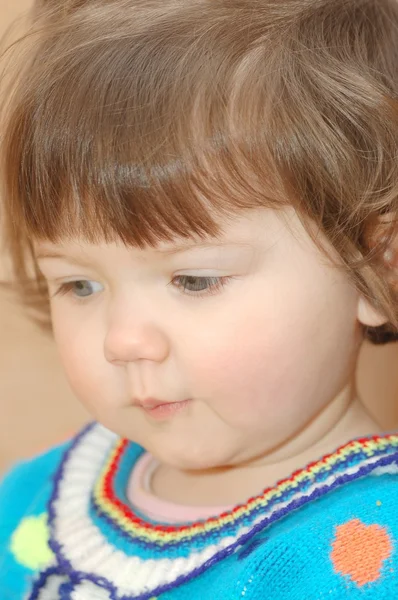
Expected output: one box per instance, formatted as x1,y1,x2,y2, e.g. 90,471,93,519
1,0,398,342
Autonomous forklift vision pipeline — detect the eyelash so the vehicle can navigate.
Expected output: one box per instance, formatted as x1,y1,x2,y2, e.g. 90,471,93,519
52,275,233,300
171,275,233,297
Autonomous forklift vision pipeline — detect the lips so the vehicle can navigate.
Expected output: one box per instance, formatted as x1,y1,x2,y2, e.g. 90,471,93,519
135,398,184,410
133,398,188,410
136,398,191,421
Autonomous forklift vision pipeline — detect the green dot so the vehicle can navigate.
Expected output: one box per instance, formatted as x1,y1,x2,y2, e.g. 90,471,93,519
10,514,54,570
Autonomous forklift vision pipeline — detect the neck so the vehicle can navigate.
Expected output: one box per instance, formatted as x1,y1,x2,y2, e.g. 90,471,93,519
150,380,383,507
251,380,380,468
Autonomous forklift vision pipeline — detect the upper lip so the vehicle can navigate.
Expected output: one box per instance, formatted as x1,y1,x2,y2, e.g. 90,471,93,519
134,398,177,409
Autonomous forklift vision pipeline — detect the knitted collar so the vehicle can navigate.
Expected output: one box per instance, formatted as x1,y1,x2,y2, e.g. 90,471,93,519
47,422,398,599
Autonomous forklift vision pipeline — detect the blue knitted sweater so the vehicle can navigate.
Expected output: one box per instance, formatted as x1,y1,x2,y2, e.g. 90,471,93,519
1,422,398,599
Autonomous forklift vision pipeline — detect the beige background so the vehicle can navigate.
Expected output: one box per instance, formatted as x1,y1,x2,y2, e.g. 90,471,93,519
1,1,398,474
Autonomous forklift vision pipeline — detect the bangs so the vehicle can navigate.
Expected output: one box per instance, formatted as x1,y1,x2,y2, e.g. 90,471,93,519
0,1,288,249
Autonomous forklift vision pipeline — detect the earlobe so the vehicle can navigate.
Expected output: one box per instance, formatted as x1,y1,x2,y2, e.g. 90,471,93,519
357,297,388,328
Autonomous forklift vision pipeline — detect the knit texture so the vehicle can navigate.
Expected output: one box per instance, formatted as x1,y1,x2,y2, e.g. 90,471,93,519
1,421,398,599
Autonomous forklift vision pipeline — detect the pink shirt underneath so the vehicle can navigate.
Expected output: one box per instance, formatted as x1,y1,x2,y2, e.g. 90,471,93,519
127,452,235,524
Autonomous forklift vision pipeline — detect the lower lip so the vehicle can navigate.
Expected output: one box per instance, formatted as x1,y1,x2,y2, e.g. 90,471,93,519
140,399,192,420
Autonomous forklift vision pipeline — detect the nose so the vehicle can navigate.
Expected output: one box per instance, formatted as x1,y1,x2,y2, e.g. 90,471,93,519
104,310,170,365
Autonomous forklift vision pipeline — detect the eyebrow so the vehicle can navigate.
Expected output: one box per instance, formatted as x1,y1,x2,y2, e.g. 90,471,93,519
35,241,248,261
35,250,94,265
157,240,247,255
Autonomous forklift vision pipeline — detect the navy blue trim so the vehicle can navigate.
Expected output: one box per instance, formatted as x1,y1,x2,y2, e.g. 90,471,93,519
27,566,62,600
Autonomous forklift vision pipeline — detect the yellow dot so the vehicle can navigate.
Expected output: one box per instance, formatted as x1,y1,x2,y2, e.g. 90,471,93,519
10,514,54,570
376,500,382,507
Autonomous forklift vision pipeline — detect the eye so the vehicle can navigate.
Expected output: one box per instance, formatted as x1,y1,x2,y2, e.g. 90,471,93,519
171,275,233,297
52,280,103,299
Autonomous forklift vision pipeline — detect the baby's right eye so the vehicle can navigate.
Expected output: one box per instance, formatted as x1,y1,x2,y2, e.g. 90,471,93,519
52,280,103,299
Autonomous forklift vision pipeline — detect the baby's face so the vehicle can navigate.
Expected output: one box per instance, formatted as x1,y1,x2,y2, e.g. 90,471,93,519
35,208,377,470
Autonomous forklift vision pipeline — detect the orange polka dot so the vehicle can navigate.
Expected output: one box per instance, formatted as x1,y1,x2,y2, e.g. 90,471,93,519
330,519,393,586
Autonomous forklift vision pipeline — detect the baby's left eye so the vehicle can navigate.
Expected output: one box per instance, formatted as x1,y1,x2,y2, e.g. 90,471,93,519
172,275,231,297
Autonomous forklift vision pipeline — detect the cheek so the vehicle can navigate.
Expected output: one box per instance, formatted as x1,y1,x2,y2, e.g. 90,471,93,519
187,310,288,413
184,282,357,424
53,317,108,408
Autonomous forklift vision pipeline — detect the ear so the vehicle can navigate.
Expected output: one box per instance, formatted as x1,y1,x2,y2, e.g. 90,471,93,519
357,296,388,328
358,211,398,327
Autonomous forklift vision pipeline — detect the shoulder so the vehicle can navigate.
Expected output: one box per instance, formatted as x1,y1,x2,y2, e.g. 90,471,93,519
0,426,84,511
235,471,398,599
0,436,72,508
0,427,85,599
